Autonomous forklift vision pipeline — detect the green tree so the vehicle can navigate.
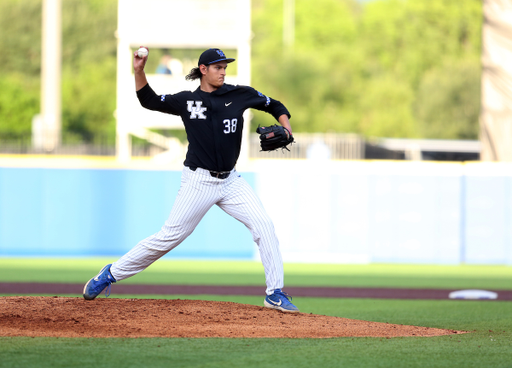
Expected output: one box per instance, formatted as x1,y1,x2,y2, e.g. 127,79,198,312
61,58,117,143
0,0,484,143
60,0,117,142
414,59,481,139
0,0,42,138
0,73,40,139
251,0,483,140
0,0,117,143
358,75,417,138
0,0,42,76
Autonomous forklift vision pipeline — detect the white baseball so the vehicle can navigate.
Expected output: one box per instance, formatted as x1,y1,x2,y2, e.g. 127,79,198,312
137,47,148,58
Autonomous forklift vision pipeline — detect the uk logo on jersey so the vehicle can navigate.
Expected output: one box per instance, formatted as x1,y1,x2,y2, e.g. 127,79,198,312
187,101,207,119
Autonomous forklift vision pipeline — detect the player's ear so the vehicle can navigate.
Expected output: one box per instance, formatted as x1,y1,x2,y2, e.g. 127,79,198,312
199,64,208,75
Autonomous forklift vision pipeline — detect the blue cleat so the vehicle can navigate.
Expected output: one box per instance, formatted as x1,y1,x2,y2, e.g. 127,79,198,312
83,264,116,300
264,289,299,313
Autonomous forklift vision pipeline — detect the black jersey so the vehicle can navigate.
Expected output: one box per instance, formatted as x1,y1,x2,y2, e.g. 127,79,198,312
137,83,290,172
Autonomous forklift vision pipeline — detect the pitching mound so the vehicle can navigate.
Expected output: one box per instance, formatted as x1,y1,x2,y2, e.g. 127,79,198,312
0,297,465,338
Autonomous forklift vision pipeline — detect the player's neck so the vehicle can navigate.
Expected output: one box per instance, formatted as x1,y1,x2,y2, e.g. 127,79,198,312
200,81,221,93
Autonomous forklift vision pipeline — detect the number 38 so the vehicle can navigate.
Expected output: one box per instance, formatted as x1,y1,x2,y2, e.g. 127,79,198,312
223,119,237,134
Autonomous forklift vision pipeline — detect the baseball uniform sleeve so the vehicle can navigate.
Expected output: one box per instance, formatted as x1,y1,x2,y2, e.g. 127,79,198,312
243,86,291,121
136,83,182,115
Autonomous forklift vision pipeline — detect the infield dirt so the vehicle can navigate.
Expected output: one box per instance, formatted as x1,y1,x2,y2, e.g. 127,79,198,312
0,296,466,338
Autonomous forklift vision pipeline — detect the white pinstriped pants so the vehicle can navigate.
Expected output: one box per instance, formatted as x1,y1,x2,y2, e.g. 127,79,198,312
110,166,284,295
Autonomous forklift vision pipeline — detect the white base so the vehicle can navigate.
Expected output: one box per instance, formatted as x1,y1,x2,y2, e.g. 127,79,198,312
448,289,498,300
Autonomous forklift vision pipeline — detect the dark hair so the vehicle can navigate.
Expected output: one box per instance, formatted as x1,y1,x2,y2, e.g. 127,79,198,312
185,67,203,81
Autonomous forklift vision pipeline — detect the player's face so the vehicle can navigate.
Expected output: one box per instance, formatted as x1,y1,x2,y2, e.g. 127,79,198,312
203,61,227,89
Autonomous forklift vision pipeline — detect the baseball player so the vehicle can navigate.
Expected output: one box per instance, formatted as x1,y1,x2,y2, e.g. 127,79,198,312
83,47,299,313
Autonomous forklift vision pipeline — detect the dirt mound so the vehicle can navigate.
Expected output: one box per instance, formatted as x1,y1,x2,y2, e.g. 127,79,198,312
0,296,465,338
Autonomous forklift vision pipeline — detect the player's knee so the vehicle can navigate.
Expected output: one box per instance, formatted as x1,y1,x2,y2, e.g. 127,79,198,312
162,223,194,238
145,225,193,249
254,216,276,235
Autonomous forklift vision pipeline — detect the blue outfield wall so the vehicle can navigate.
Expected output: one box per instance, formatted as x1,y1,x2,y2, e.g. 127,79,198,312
253,160,512,265
0,166,254,259
0,158,511,264
367,172,462,264
463,165,512,264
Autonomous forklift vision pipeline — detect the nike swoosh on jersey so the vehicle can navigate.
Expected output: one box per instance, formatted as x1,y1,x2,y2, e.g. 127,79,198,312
225,102,232,106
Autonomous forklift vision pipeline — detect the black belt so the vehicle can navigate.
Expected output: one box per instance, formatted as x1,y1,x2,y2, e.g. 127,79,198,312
189,166,231,180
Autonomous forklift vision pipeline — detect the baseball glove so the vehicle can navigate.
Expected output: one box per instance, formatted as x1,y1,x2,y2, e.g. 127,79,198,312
256,125,294,152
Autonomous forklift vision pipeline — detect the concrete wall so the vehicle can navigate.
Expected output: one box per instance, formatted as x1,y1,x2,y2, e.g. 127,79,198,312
1,157,511,264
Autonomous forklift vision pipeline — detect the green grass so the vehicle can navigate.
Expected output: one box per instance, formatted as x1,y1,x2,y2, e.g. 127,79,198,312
1,258,511,289
0,296,511,368
1,259,512,367
0,333,510,368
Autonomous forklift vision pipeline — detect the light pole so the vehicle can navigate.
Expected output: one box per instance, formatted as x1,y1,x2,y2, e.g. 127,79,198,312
283,0,295,49
37,0,62,152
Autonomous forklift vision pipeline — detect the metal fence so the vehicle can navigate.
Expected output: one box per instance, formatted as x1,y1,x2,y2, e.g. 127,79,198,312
0,134,480,161
0,136,156,157
249,133,365,160
1,133,366,160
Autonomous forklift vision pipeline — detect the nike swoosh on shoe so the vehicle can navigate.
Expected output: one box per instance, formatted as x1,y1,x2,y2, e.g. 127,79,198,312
267,299,282,306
